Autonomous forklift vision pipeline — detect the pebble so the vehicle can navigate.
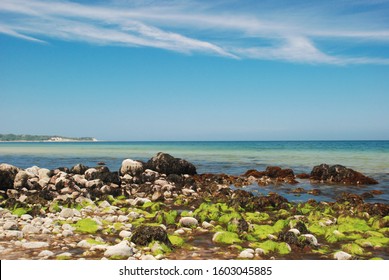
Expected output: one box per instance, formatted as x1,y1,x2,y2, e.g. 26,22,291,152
288,228,300,235
202,221,214,229
104,241,133,257
141,254,156,260
22,225,40,234
20,214,33,221
334,251,352,260
38,250,54,257
117,215,129,222
255,248,265,255
22,242,49,249
301,234,318,246
77,240,93,249
60,208,78,219
3,221,18,230
179,217,198,228
238,249,255,259
57,252,72,259
5,230,23,239
62,230,73,237
119,230,132,238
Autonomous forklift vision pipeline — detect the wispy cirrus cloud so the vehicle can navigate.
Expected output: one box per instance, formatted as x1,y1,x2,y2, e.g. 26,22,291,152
1,0,389,64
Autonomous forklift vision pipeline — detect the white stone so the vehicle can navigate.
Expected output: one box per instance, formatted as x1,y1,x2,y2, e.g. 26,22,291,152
288,228,300,235
104,241,133,257
77,240,93,249
120,159,143,176
255,248,265,255
301,234,318,246
202,221,214,229
334,251,352,260
38,250,54,257
174,229,185,235
141,254,156,260
179,217,198,228
62,230,73,237
3,221,18,230
5,230,23,239
62,223,74,231
20,214,33,221
60,208,75,218
57,252,72,259
117,215,129,222
239,249,255,259
22,225,40,234
119,230,132,238
22,242,49,249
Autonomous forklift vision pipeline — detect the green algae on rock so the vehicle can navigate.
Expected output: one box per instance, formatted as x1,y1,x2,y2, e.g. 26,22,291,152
212,231,242,245
74,218,99,234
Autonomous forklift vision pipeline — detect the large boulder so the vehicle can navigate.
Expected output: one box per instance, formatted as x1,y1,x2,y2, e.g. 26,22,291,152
310,164,378,185
0,163,20,191
146,152,196,175
85,166,120,184
131,225,172,247
120,159,144,176
70,164,89,175
13,170,30,189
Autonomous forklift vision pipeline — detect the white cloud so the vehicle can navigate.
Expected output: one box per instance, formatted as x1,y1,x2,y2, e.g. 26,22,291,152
0,0,389,64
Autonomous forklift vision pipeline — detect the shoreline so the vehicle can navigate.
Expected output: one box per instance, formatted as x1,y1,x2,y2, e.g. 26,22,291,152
0,153,388,260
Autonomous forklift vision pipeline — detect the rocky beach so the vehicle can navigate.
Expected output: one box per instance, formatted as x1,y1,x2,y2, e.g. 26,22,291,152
0,152,388,260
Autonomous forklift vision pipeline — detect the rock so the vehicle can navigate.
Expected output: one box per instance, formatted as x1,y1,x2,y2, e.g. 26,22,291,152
255,248,265,255
59,208,72,218
238,249,255,259
0,163,20,190
38,168,52,180
151,191,163,201
141,254,156,260
13,171,30,189
85,166,120,184
5,230,23,239
179,217,198,228
22,241,49,249
57,252,72,259
38,250,54,258
146,152,197,175
62,230,73,237
3,221,18,230
120,159,144,176
117,215,129,222
119,230,132,238
22,225,40,234
310,164,378,185
104,241,134,258
202,221,214,229
301,234,318,247
77,240,93,249
21,214,33,221
131,225,172,247
334,251,352,260
70,164,89,175
288,228,301,235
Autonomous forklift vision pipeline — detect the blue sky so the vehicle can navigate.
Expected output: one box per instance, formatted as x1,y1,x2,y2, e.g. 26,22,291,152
1,0,389,140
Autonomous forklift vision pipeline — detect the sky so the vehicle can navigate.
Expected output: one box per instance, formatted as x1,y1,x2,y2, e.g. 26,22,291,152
0,0,389,141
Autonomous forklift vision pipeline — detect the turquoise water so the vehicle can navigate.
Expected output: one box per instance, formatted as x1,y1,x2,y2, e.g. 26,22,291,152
1,141,388,202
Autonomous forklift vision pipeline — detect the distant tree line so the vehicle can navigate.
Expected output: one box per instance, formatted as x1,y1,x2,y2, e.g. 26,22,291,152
0,134,94,141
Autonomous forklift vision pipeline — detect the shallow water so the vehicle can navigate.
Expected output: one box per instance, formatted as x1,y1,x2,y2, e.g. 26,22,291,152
1,141,388,202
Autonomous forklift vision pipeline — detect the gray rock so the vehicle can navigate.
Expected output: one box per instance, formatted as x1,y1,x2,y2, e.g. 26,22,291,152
71,164,89,175
38,168,51,180
22,241,49,249
255,248,265,255
146,152,197,175
117,215,129,222
25,166,40,177
21,214,33,221
14,171,29,189
301,234,318,246
77,240,93,249
179,217,198,228
104,241,133,258
57,252,72,259
62,230,73,237
59,208,80,218
334,251,352,260
202,221,214,229
120,159,144,176
141,254,156,260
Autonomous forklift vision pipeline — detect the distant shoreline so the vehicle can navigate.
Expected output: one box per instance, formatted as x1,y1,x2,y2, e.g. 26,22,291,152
0,134,97,142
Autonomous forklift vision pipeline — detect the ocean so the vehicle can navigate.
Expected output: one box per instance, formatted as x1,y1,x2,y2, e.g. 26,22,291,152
1,141,388,203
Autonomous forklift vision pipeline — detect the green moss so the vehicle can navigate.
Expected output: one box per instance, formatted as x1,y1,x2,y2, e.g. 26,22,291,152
342,243,365,255
244,212,270,223
277,242,292,255
56,255,71,260
366,231,384,238
131,217,145,226
49,201,61,213
219,212,241,224
273,219,288,232
113,222,124,231
86,238,105,245
256,240,278,254
109,255,126,260
378,228,389,234
277,209,290,219
298,203,315,215
168,235,185,247
74,218,99,234
164,210,178,225
252,224,275,240
308,223,327,235
142,202,163,213
369,257,384,260
12,207,28,217
337,217,371,233
227,223,239,233
180,211,193,217
325,229,345,243
355,236,389,247
213,231,242,245
312,247,330,255
243,234,257,242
